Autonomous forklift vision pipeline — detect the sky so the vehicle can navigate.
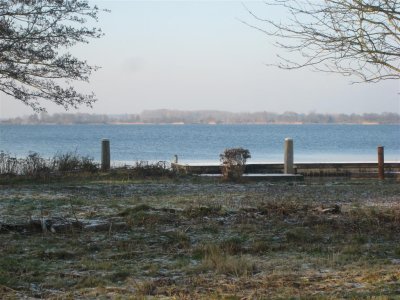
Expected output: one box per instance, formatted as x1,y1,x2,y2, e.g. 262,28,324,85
0,0,399,118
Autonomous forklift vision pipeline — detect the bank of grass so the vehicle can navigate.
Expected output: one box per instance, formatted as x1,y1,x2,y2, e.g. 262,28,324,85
0,176,399,298
0,151,175,185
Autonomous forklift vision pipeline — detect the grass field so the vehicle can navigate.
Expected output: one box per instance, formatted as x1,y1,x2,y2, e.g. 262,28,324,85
0,175,399,299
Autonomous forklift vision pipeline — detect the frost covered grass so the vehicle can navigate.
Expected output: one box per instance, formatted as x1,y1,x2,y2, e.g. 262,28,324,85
0,177,399,298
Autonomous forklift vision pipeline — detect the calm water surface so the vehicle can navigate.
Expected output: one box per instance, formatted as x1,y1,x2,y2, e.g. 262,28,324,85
0,124,399,163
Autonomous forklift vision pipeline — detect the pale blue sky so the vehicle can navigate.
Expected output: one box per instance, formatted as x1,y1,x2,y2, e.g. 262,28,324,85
0,0,399,118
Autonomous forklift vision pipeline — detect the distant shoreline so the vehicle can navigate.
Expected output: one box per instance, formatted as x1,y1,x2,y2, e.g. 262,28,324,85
1,122,399,125
1,110,399,125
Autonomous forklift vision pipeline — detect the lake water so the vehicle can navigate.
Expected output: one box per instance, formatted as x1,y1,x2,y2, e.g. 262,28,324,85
0,124,399,164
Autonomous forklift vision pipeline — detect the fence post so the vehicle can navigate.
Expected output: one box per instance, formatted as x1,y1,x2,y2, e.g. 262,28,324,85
101,139,110,171
378,146,384,180
284,138,294,174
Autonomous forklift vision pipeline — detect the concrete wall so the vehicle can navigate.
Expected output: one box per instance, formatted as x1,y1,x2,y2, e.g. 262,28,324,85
171,162,400,178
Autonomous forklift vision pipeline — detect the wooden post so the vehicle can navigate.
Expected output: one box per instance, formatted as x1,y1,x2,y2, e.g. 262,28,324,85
101,139,110,171
284,138,294,174
378,146,384,180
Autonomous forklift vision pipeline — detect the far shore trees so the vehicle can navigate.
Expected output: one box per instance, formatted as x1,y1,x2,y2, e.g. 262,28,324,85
2,110,399,125
245,0,400,83
0,0,106,112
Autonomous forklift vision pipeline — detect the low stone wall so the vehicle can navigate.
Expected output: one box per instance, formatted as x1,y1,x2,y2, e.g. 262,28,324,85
171,162,400,178
294,162,399,177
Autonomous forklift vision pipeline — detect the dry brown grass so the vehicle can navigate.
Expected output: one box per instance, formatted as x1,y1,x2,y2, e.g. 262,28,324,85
0,177,399,298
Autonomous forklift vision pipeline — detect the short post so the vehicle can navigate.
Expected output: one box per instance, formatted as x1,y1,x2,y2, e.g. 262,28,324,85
378,146,384,180
284,138,294,174
101,139,110,171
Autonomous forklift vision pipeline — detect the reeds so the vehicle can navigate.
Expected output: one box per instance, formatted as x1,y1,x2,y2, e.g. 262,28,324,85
0,151,174,178
0,151,98,177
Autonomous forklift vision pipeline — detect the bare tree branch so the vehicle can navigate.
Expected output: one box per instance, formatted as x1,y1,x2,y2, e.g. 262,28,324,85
0,0,107,111
243,0,400,83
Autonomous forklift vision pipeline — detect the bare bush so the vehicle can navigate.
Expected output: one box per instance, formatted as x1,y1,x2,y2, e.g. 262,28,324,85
21,152,49,176
53,152,98,173
0,151,98,177
220,148,251,181
0,152,18,175
127,161,173,178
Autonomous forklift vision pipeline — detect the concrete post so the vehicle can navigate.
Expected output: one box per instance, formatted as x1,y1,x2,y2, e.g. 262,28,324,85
101,139,110,171
378,146,384,180
284,138,294,174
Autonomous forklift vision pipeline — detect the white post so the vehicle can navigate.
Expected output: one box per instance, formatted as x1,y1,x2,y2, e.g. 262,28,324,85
284,138,294,174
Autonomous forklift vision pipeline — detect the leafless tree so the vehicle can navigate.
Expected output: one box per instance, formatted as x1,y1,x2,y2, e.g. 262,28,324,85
245,0,400,83
0,0,105,111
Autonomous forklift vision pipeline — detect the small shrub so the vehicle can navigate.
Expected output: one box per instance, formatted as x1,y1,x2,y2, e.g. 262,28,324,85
53,151,98,173
0,152,19,175
80,156,99,173
22,152,49,176
0,151,98,177
127,161,173,178
54,152,81,172
0,151,50,176
220,147,251,181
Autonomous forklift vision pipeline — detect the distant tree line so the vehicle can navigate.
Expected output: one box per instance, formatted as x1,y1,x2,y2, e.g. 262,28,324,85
1,110,399,125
